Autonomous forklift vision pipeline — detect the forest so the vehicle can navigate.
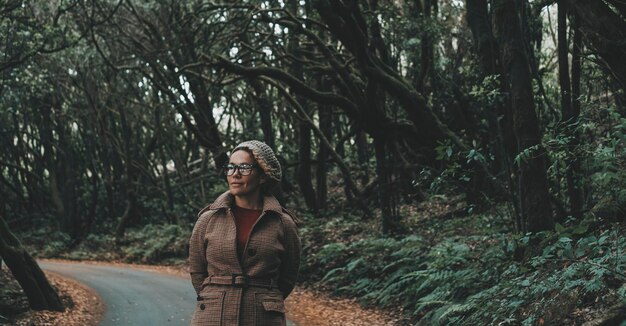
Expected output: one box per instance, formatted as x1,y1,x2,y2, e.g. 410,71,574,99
0,0,625,325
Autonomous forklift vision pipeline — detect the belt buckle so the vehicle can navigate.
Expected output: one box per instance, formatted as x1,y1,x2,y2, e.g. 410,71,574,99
231,273,249,287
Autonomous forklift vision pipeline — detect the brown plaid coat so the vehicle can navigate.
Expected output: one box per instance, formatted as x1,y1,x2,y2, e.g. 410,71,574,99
188,191,301,326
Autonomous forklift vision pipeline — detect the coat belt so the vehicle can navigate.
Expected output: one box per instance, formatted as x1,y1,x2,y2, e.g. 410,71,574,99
205,274,278,289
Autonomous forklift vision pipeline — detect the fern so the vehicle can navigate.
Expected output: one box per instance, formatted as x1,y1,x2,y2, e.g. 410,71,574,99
301,207,626,325
435,303,474,324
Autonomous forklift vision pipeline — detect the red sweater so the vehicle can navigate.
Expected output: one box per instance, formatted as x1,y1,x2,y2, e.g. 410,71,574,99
232,205,262,259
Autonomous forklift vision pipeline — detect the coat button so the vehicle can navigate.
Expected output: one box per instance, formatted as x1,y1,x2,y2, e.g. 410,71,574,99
200,304,205,310
248,248,257,256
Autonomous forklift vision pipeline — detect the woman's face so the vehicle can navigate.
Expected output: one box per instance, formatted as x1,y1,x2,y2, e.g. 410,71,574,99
227,150,265,198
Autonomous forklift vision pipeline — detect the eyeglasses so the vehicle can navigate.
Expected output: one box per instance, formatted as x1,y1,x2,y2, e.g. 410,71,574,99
223,163,258,176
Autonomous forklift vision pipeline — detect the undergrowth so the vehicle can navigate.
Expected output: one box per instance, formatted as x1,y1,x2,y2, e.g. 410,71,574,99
299,206,626,325
17,195,626,324
22,224,190,265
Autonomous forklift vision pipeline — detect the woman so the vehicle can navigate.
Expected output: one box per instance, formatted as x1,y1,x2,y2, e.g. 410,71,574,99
188,140,301,326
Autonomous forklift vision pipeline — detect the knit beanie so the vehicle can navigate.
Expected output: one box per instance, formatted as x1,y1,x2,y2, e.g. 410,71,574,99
232,140,282,184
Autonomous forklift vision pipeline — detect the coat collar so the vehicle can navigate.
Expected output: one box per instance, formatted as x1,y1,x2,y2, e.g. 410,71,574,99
209,191,282,214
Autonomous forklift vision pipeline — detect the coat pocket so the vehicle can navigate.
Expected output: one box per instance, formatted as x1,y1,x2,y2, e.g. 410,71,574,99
255,293,286,326
191,291,225,326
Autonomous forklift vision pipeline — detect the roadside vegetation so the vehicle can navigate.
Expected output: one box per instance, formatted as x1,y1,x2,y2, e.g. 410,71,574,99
13,185,626,325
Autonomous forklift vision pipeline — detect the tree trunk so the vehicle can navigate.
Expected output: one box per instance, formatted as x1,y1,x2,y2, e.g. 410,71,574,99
239,30,275,149
85,168,99,236
114,101,137,238
417,0,435,96
494,0,554,232
334,114,345,158
0,215,63,311
565,0,626,90
466,0,518,213
558,1,583,220
55,118,80,239
159,146,176,222
316,87,331,211
253,80,276,150
294,75,317,210
9,112,34,216
296,118,318,210
84,75,118,222
289,0,317,210
115,191,137,239
40,102,78,239
466,0,511,168
356,130,370,185
268,78,371,217
187,77,229,169
374,137,399,234
38,99,66,232
466,0,499,76
570,12,587,213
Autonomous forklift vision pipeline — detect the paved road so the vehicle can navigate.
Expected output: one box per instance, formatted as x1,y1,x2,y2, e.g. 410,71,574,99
40,261,196,325
40,261,295,326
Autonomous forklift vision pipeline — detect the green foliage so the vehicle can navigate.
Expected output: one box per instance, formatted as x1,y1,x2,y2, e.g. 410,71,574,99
514,144,542,167
450,223,625,325
63,233,120,261
588,107,626,215
121,224,190,264
468,74,503,107
37,233,71,258
19,225,71,258
20,223,191,265
430,138,491,196
301,209,626,324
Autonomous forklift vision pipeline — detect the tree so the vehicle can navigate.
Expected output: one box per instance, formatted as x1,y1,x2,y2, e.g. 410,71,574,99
0,215,63,311
493,0,553,232
85,1,230,168
557,0,583,219
1,0,623,251
565,0,626,91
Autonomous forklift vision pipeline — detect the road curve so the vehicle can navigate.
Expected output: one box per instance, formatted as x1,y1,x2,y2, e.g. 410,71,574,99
40,261,196,325
40,261,296,326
